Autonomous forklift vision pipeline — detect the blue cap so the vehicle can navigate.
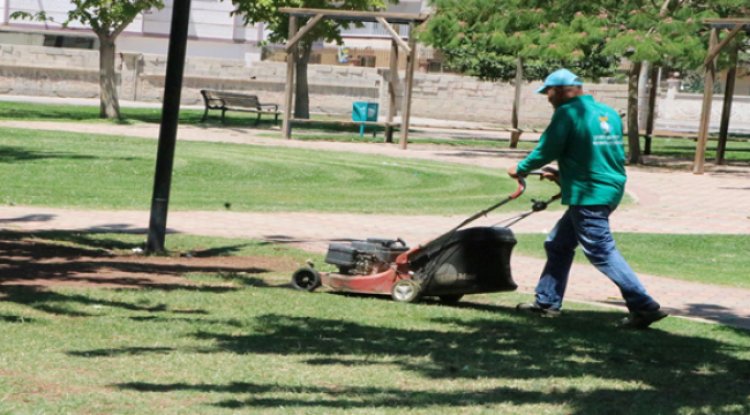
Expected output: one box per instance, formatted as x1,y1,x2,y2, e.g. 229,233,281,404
536,69,583,94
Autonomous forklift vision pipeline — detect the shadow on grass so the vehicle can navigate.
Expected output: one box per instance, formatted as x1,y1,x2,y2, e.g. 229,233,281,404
67,346,176,357
0,214,56,224
0,230,139,253
111,307,750,413
0,231,287,316
0,313,40,323
189,244,253,257
0,286,173,317
0,146,97,163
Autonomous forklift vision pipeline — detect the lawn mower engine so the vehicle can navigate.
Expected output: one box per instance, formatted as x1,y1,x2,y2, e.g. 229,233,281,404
324,238,409,276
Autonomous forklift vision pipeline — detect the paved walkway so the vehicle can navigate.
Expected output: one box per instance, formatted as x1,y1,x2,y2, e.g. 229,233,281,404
2,120,749,329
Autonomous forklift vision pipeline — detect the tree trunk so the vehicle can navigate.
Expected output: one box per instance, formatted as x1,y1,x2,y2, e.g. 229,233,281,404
98,35,121,119
294,42,312,119
626,61,642,164
509,57,523,148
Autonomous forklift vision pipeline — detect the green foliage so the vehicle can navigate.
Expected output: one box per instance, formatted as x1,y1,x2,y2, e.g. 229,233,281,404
422,0,750,81
68,0,164,37
600,4,714,70
421,0,620,81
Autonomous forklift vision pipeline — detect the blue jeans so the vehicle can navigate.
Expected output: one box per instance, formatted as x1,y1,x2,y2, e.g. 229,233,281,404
534,205,660,312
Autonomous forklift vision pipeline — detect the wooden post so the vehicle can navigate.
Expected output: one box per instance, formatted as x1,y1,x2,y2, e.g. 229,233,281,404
385,39,399,143
399,22,417,150
509,57,523,148
282,16,298,139
717,39,739,165
284,14,324,53
644,66,659,155
703,24,744,66
693,28,718,175
375,17,411,54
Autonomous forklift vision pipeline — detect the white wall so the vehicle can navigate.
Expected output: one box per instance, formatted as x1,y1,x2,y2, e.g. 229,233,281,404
117,35,261,61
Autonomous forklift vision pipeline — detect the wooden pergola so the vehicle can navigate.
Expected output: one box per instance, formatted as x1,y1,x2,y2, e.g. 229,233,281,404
279,8,430,149
693,18,750,174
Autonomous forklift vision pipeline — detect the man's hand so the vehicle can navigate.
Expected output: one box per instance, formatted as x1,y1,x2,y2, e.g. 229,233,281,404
540,166,560,183
507,165,520,178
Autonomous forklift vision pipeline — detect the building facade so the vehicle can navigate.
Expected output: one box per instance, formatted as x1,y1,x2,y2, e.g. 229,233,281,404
0,0,428,66
1,0,264,62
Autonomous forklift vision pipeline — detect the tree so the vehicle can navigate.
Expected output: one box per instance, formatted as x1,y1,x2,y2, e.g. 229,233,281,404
420,0,621,147
421,0,620,82
600,2,710,163
422,0,749,163
12,0,164,119
229,0,395,119
600,0,748,163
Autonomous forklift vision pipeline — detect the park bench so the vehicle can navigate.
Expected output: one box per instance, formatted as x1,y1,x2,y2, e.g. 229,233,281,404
200,89,280,125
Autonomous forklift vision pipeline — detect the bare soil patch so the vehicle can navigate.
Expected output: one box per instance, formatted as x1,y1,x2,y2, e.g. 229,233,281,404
0,239,297,290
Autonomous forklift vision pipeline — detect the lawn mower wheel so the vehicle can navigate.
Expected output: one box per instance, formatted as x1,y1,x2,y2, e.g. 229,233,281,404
391,279,422,303
291,267,321,292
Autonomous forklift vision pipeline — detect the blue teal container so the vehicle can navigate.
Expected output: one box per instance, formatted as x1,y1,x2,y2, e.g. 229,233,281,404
352,102,379,136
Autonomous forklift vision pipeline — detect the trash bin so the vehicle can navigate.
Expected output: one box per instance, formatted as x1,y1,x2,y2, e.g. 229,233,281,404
352,101,379,137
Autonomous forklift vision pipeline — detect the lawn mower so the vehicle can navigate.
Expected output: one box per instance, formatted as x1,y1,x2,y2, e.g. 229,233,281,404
291,169,561,303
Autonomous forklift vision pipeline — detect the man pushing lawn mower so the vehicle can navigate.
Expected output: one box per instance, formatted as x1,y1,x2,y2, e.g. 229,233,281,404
508,68,668,329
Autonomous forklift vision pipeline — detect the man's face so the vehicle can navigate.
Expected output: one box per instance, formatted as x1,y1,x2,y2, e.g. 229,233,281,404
546,86,566,108
546,86,580,108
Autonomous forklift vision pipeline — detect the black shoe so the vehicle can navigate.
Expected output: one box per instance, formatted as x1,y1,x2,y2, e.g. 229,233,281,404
620,309,668,329
516,302,561,318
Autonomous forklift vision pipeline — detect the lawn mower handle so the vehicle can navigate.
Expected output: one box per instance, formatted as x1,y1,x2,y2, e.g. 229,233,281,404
527,166,560,185
509,176,526,200
448,176,526,233
396,176,537,268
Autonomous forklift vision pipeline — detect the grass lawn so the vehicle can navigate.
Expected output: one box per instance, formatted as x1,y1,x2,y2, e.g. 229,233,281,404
1,232,749,415
0,127,559,214
514,233,750,289
0,101,210,126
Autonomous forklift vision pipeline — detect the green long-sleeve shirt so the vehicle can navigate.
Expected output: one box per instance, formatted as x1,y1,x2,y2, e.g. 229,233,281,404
516,95,626,207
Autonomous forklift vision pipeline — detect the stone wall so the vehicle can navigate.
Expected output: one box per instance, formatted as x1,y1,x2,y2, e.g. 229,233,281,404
2,43,750,131
0,45,100,98
656,92,750,131
0,43,628,128
405,73,628,126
